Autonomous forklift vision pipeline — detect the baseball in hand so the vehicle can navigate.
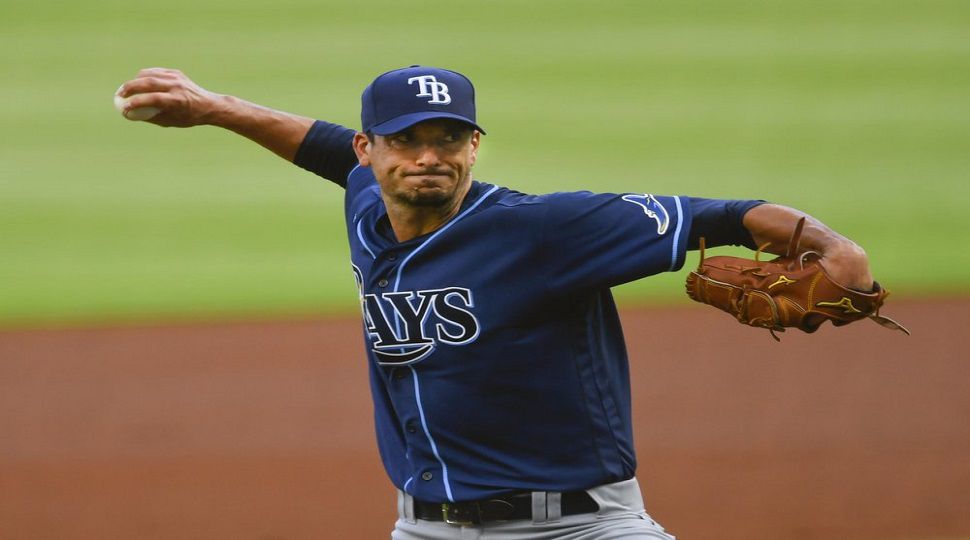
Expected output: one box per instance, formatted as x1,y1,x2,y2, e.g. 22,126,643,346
113,89,161,121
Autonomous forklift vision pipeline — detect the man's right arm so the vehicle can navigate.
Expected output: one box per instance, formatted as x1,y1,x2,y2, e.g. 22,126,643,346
117,68,358,185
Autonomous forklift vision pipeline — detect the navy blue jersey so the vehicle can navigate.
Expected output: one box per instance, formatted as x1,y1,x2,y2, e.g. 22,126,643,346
293,120,761,503
344,165,691,502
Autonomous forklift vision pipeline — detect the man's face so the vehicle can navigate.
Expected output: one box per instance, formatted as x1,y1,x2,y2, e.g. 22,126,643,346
354,119,480,209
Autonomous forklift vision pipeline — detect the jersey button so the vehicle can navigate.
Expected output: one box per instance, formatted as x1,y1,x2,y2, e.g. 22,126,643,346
387,253,398,261
421,472,433,481
393,368,407,380
406,421,418,434
378,278,389,288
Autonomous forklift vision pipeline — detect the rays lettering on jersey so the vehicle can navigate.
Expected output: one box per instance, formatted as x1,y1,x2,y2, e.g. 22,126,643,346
352,265,479,365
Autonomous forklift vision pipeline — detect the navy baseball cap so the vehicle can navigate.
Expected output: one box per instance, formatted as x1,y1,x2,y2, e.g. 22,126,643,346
361,65,485,136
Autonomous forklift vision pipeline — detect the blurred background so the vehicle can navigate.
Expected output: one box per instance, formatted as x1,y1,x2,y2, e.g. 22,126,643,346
2,0,967,326
1,1,968,539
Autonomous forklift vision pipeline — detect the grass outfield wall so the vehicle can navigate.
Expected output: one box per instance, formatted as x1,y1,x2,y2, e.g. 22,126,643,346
1,0,968,326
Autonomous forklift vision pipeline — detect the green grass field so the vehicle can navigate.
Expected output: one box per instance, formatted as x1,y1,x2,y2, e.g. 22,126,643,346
2,0,968,326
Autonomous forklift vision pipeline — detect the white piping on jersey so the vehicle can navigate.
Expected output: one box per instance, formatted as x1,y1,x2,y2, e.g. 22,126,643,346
403,476,414,492
392,185,500,292
669,196,684,271
356,219,377,259
410,366,455,502
347,163,362,179
388,185,498,503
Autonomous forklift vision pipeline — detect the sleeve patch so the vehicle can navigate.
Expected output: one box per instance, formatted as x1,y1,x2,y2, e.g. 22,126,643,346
621,194,670,235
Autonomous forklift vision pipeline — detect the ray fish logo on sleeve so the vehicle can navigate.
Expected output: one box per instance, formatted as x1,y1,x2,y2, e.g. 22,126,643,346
408,75,451,104
352,265,479,365
622,193,670,235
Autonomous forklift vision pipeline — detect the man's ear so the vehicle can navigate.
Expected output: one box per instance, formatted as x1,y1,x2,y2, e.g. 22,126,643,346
469,131,481,166
353,132,371,167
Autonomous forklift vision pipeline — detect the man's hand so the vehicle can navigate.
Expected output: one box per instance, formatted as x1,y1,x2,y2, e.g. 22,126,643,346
117,68,225,128
816,241,873,293
742,204,874,291
115,67,315,161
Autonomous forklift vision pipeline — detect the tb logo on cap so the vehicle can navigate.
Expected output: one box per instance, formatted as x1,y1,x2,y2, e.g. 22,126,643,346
408,75,451,105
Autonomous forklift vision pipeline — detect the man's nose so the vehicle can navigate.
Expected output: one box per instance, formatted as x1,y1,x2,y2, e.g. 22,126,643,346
414,144,442,167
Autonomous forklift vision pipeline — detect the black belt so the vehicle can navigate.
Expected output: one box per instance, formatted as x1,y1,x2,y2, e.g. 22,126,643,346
413,490,599,525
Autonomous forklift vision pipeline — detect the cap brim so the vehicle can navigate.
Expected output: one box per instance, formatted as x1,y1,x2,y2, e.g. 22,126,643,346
369,111,485,136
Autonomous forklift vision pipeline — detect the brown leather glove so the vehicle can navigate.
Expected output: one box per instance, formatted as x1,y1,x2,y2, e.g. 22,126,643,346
685,218,909,340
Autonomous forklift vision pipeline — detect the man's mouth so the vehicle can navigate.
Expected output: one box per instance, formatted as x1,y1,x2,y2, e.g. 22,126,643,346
405,170,450,178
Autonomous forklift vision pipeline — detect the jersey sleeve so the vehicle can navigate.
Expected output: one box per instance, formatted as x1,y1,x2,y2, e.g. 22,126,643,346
687,197,765,250
293,120,358,188
537,191,692,293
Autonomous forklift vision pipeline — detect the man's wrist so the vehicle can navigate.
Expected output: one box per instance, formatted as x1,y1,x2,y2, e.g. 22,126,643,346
200,93,238,127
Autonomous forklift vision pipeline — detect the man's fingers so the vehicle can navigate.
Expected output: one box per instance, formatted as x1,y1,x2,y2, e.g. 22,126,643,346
121,68,187,95
136,67,183,79
819,257,874,292
118,76,179,98
123,91,177,111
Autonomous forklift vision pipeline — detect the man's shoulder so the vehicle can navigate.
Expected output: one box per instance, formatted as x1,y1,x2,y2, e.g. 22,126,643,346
345,166,382,218
347,164,375,187
476,181,550,209
482,185,612,212
346,165,382,201
469,183,608,232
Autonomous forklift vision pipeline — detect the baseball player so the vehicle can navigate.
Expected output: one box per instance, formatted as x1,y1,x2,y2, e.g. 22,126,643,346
117,66,875,539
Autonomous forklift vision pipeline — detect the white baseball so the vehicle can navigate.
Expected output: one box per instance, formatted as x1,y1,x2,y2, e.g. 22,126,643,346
113,91,161,121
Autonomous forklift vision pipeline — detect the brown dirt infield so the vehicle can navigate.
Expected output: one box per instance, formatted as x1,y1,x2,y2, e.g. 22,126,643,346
1,298,968,539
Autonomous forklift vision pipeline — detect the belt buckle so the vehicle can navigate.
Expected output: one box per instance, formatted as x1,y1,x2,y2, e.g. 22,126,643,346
441,503,478,526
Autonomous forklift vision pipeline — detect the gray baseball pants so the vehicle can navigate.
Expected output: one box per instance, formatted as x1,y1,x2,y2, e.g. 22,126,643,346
391,478,675,539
